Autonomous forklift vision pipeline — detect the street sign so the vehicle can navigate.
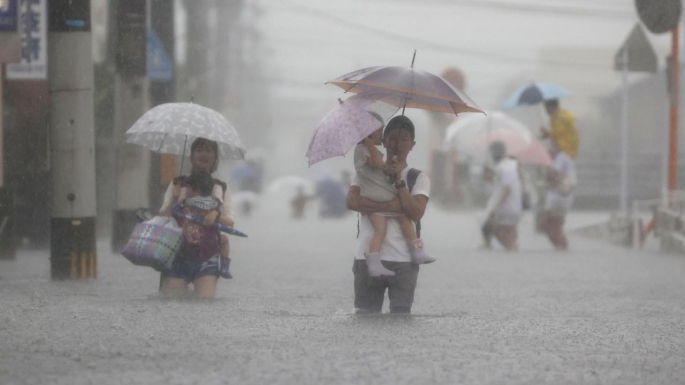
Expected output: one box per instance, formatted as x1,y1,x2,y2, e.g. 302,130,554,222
48,0,91,32
0,0,17,32
614,24,658,73
635,0,681,34
0,0,19,63
7,0,47,79
147,29,173,82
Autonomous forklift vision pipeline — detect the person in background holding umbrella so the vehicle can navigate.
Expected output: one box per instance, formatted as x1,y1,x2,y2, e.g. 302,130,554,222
158,138,235,298
346,116,431,314
481,141,523,252
541,140,577,251
540,99,579,160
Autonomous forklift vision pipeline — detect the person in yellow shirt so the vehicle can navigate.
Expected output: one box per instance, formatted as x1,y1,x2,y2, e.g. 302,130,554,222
540,99,579,159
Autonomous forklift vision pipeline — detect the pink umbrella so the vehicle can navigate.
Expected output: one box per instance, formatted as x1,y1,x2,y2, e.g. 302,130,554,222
512,138,553,167
306,96,394,166
475,130,531,156
476,130,552,167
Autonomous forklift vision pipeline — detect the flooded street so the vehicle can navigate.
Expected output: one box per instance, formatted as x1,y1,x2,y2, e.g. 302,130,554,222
2,199,685,384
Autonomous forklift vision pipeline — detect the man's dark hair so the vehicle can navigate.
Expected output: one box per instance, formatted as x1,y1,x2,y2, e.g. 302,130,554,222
383,115,415,140
186,170,215,196
544,99,559,110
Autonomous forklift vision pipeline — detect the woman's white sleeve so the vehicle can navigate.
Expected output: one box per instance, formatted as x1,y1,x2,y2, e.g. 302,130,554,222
159,182,174,215
222,186,236,221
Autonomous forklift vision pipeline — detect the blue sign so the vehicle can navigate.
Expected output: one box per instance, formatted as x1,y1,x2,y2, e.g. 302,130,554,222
0,0,18,32
147,30,173,82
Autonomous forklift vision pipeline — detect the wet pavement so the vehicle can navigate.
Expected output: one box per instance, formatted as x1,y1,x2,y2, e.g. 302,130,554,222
2,201,685,384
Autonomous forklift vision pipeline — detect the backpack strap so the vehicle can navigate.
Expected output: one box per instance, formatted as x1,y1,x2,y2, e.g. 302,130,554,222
406,168,423,238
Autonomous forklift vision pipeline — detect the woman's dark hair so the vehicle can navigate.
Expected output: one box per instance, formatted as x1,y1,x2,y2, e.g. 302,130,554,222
190,138,219,172
186,170,215,196
383,115,415,140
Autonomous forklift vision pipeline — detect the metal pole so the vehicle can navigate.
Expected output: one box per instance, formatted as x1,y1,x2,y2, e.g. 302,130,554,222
111,0,150,252
620,48,629,213
49,0,97,280
668,25,679,193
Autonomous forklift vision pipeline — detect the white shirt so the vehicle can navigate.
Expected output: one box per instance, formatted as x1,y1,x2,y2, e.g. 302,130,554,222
545,152,576,213
486,158,522,219
352,166,430,262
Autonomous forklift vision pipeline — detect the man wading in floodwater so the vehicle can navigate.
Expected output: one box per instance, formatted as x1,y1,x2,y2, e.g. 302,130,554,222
346,116,431,314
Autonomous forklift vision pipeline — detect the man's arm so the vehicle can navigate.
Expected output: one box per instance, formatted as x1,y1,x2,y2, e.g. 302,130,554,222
346,186,402,214
396,186,428,222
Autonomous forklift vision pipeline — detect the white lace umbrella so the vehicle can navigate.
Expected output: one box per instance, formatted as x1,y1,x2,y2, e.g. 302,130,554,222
126,102,247,160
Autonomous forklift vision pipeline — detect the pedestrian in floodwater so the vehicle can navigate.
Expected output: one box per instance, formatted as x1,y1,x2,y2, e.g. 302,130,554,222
541,140,576,251
346,115,431,314
480,141,522,251
158,138,235,298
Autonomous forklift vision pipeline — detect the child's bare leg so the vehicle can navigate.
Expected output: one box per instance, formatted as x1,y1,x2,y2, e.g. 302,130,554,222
397,215,418,242
219,235,232,279
366,214,395,277
395,215,436,265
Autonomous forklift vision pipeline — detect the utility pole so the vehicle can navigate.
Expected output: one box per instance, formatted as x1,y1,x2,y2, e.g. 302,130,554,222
668,25,679,194
185,0,210,111
110,0,150,252
48,0,97,280
0,0,20,260
149,0,176,209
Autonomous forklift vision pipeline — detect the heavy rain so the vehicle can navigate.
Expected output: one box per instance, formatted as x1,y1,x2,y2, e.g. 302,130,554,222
1,0,685,384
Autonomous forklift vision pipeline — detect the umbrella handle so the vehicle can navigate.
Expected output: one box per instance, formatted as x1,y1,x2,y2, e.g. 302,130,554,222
172,203,249,238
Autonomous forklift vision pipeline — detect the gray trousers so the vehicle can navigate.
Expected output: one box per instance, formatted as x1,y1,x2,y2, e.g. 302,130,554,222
353,259,419,313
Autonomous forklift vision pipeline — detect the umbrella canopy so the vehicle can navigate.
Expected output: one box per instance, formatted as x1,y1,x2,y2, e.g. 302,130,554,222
501,82,570,109
476,130,552,167
512,138,553,167
445,111,532,163
126,102,246,160
476,130,532,158
306,94,399,166
328,66,483,116
446,111,531,148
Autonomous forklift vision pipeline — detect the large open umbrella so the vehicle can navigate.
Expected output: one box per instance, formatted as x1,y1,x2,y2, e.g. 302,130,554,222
502,82,570,109
445,111,532,163
476,130,552,167
327,53,483,116
126,102,247,161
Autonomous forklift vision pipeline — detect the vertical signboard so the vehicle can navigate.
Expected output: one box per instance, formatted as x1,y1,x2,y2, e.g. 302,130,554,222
0,0,20,63
7,0,47,80
0,0,18,31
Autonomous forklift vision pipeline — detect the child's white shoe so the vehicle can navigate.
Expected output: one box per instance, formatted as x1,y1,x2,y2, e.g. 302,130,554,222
365,253,395,277
409,239,436,265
